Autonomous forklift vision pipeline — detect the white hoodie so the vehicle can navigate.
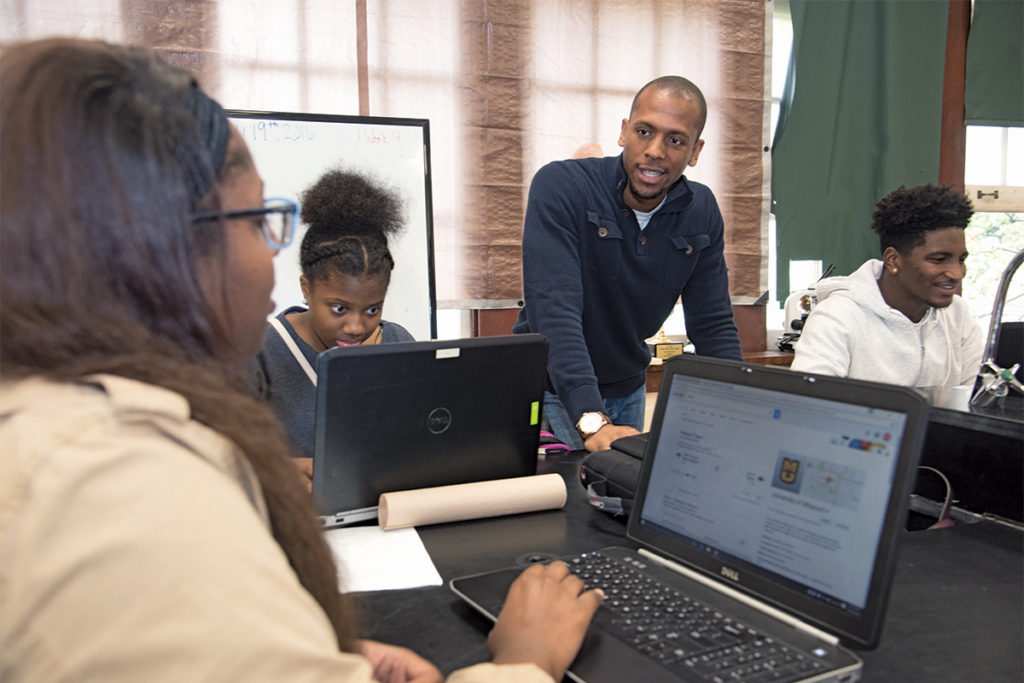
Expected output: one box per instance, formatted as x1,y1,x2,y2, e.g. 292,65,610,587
791,259,984,390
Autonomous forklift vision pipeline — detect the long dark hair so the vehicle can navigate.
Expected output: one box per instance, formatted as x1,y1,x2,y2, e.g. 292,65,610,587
0,38,357,651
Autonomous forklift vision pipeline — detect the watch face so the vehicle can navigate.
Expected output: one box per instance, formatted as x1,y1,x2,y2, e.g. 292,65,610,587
578,412,606,434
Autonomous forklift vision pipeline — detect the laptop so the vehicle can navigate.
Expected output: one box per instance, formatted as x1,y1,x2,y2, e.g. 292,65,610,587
313,333,548,527
451,354,929,682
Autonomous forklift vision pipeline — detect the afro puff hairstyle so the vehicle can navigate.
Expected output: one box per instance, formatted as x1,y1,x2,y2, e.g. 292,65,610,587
871,184,973,255
298,168,406,284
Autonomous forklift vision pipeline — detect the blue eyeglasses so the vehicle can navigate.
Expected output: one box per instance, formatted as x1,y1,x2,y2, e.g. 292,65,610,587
190,197,299,250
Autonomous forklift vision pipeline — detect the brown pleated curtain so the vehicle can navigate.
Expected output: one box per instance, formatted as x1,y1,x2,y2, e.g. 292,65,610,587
2,0,767,316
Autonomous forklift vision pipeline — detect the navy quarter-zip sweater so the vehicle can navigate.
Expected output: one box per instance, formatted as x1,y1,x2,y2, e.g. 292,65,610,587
513,154,743,423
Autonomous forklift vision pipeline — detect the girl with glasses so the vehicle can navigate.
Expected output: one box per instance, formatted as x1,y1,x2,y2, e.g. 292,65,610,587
0,37,600,683
256,169,415,472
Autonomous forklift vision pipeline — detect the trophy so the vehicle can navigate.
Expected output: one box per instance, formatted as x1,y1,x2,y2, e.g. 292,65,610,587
648,327,684,360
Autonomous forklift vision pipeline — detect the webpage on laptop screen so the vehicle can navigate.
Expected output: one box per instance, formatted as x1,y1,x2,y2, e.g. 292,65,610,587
641,374,907,613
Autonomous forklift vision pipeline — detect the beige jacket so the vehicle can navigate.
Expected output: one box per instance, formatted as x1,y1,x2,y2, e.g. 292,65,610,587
0,375,549,683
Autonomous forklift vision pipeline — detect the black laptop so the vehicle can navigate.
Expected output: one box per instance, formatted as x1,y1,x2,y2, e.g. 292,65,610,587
313,333,548,527
450,354,929,682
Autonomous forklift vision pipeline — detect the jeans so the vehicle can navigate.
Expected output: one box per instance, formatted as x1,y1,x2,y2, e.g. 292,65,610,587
542,385,646,451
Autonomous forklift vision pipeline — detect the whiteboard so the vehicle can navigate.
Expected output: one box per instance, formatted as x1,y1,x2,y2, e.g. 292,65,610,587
227,110,436,340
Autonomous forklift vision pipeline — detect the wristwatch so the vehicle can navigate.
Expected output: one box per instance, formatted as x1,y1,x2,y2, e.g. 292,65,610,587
576,411,611,439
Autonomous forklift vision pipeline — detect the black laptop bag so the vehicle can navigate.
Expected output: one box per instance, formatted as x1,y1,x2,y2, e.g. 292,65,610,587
579,433,649,516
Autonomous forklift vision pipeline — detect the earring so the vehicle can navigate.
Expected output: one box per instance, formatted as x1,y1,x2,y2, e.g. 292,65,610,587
890,267,898,274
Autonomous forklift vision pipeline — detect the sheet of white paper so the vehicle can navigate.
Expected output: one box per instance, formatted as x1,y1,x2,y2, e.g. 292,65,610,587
324,525,442,593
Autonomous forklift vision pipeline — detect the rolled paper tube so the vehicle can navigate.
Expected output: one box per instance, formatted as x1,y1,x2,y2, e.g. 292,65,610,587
378,473,567,530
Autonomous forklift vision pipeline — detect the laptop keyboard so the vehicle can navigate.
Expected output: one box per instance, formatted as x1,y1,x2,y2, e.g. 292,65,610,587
567,551,829,683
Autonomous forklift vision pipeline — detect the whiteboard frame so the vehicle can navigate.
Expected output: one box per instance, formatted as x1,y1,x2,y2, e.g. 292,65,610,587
226,109,437,340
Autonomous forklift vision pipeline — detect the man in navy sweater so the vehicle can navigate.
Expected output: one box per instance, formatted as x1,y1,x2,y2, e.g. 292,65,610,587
513,76,743,452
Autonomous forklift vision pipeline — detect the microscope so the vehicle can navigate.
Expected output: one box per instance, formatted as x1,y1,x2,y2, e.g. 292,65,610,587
777,265,834,352
971,247,1024,409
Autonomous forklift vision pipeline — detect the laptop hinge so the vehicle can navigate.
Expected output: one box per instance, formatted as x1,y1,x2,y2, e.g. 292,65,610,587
320,514,344,529
637,548,840,646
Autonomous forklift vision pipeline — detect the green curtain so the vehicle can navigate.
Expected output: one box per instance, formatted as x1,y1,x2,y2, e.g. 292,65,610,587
771,0,949,297
966,0,1024,127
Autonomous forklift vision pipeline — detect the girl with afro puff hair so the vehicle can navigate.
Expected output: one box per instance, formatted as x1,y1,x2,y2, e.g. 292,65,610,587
256,169,414,469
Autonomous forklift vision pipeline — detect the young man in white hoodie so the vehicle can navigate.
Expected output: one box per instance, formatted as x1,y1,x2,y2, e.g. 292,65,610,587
791,184,983,395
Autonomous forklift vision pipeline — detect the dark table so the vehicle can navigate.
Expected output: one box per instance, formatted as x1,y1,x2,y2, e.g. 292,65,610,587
352,453,1023,682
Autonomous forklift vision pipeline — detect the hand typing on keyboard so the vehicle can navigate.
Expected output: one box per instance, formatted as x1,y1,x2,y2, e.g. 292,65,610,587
488,561,606,682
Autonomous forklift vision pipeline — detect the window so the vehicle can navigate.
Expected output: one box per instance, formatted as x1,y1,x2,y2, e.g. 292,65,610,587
767,0,794,334
964,125,1024,329
962,211,1024,326
1,1,123,42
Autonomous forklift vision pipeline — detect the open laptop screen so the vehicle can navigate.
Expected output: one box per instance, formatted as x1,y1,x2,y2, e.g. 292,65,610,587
629,356,928,647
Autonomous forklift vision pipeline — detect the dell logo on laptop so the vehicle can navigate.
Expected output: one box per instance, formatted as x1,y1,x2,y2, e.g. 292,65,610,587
721,566,740,582
427,407,453,434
